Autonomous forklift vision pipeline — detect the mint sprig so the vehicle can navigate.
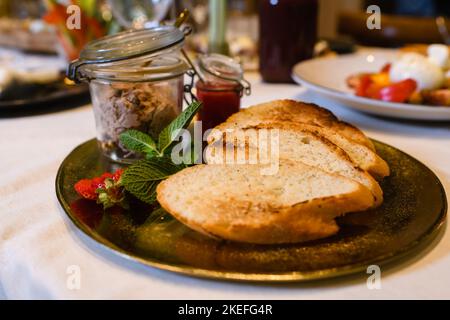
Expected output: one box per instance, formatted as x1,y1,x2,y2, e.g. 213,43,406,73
119,101,202,158
158,101,202,155
119,101,202,204
121,159,181,204
119,129,158,156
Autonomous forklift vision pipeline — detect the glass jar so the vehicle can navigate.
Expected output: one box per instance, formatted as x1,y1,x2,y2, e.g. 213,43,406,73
195,53,250,133
68,26,189,163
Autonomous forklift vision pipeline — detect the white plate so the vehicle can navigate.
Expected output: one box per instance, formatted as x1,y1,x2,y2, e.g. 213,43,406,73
292,49,450,121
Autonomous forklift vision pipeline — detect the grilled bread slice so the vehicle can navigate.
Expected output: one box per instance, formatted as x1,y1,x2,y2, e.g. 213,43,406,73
156,160,374,244
208,99,375,151
215,121,389,179
205,126,383,207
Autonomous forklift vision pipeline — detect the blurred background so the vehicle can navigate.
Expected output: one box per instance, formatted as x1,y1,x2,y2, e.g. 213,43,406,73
2,0,450,57
2,0,449,52
1,0,450,109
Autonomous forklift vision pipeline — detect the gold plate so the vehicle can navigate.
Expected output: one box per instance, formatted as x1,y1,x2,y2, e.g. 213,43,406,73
56,139,447,282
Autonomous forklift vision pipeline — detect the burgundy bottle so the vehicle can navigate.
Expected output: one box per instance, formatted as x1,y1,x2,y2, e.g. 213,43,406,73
259,0,318,83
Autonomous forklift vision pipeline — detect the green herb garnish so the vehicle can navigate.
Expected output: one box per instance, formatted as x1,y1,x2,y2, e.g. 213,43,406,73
121,158,183,204
119,101,202,204
119,129,158,156
157,100,202,155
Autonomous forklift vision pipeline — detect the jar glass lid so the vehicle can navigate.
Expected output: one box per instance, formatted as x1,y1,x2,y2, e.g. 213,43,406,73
80,25,184,63
198,53,243,82
68,25,187,82
198,53,251,95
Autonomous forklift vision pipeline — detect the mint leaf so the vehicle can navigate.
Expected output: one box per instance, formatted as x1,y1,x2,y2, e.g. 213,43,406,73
117,102,203,205
158,101,202,155
119,130,157,155
145,150,160,160
121,159,182,204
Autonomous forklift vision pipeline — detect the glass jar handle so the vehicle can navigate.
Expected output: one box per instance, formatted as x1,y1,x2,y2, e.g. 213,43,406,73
240,79,251,96
67,59,88,83
184,69,198,105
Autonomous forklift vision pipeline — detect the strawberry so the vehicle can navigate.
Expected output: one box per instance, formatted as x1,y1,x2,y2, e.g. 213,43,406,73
74,179,97,200
101,172,114,180
91,176,106,190
74,168,128,209
112,169,124,182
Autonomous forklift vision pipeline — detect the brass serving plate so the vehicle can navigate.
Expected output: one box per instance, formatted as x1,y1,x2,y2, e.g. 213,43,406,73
56,139,447,282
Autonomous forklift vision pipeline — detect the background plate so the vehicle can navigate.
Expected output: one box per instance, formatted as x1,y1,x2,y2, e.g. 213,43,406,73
0,83,89,111
56,139,447,282
292,49,450,121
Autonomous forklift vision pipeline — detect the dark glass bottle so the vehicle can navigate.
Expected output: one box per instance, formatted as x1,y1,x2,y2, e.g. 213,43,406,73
259,0,319,83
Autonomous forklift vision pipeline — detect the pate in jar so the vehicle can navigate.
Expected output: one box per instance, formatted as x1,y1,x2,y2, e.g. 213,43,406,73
68,26,189,163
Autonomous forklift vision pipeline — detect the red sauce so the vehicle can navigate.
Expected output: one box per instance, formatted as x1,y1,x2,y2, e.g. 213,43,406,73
196,81,241,132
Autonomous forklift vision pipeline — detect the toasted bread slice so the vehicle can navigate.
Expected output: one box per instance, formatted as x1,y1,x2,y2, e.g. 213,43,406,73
208,99,375,151
299,124,390,179
157,160,374,244
209,119,389,179
205,126,383,207
237,121,389,178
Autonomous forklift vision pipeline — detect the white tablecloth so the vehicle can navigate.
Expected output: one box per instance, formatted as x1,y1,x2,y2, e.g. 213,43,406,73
1,73,450,299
